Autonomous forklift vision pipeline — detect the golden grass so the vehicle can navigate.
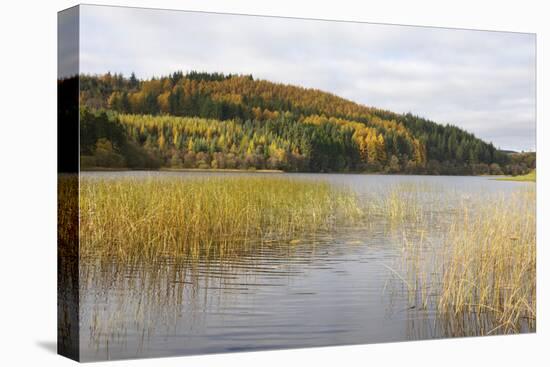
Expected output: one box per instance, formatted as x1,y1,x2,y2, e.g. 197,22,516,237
77,176,365,347
437,190,536,334
367,182,441,225
496,170,536,182
79,176,363,262
393,188,536,335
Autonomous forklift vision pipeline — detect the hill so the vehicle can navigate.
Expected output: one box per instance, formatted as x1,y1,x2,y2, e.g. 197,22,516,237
71,71,532,175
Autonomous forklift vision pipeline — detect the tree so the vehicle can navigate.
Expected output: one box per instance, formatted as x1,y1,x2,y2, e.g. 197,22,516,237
387,155,400,173
489,163,503,175
366,133,378,164
94,138,125,167
376,134,387,164
129,72,138,89
75,72,518,174
170,152,183,168
183,151,196,168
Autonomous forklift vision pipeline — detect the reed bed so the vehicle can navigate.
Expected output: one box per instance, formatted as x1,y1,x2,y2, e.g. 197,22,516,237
366,182,443,225
78,176,365,348
79,176,363,262
437,190,536,334
63,176,536,344
393,187,536,335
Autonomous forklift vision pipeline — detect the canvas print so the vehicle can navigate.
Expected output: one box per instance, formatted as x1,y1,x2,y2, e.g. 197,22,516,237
58,4,536,362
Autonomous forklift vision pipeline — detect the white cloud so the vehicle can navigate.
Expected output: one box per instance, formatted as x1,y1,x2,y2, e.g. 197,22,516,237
79,5,536,151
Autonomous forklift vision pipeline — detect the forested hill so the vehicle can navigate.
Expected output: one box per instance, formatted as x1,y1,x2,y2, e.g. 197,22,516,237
74,71,533,175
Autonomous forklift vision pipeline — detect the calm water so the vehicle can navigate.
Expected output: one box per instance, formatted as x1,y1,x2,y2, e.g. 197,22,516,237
77,172,531,361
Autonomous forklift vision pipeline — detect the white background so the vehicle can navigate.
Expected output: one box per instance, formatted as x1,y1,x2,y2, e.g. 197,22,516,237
0,0,547,366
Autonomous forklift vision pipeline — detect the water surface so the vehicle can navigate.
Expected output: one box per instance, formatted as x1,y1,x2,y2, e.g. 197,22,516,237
77,172,532,361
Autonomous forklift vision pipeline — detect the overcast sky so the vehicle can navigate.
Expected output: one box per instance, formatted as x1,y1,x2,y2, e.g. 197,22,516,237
79,5,536,152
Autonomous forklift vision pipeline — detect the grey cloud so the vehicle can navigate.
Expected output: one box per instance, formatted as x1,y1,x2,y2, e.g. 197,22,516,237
79,5,536,151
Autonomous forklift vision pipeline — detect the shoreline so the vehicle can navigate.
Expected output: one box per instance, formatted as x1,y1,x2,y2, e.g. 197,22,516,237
493,171,536,182
160,168,284,173
79,167,528,178
80,167,284,173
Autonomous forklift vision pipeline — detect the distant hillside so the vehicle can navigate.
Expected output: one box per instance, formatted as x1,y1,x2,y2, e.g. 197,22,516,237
71,71,532,175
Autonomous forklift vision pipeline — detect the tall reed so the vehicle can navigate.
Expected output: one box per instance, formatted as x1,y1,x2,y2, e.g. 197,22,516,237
437,190,536,334
393,187,536,335
79,176,363,263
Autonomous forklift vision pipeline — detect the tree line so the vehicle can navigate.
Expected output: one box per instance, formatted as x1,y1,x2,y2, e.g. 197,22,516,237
76,72,534,175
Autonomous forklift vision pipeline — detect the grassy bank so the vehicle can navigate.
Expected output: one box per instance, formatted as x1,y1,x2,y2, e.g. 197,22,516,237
496,170,536,182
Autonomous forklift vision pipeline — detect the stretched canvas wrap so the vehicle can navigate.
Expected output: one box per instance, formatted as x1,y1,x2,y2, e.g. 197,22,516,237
58,4,536,362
